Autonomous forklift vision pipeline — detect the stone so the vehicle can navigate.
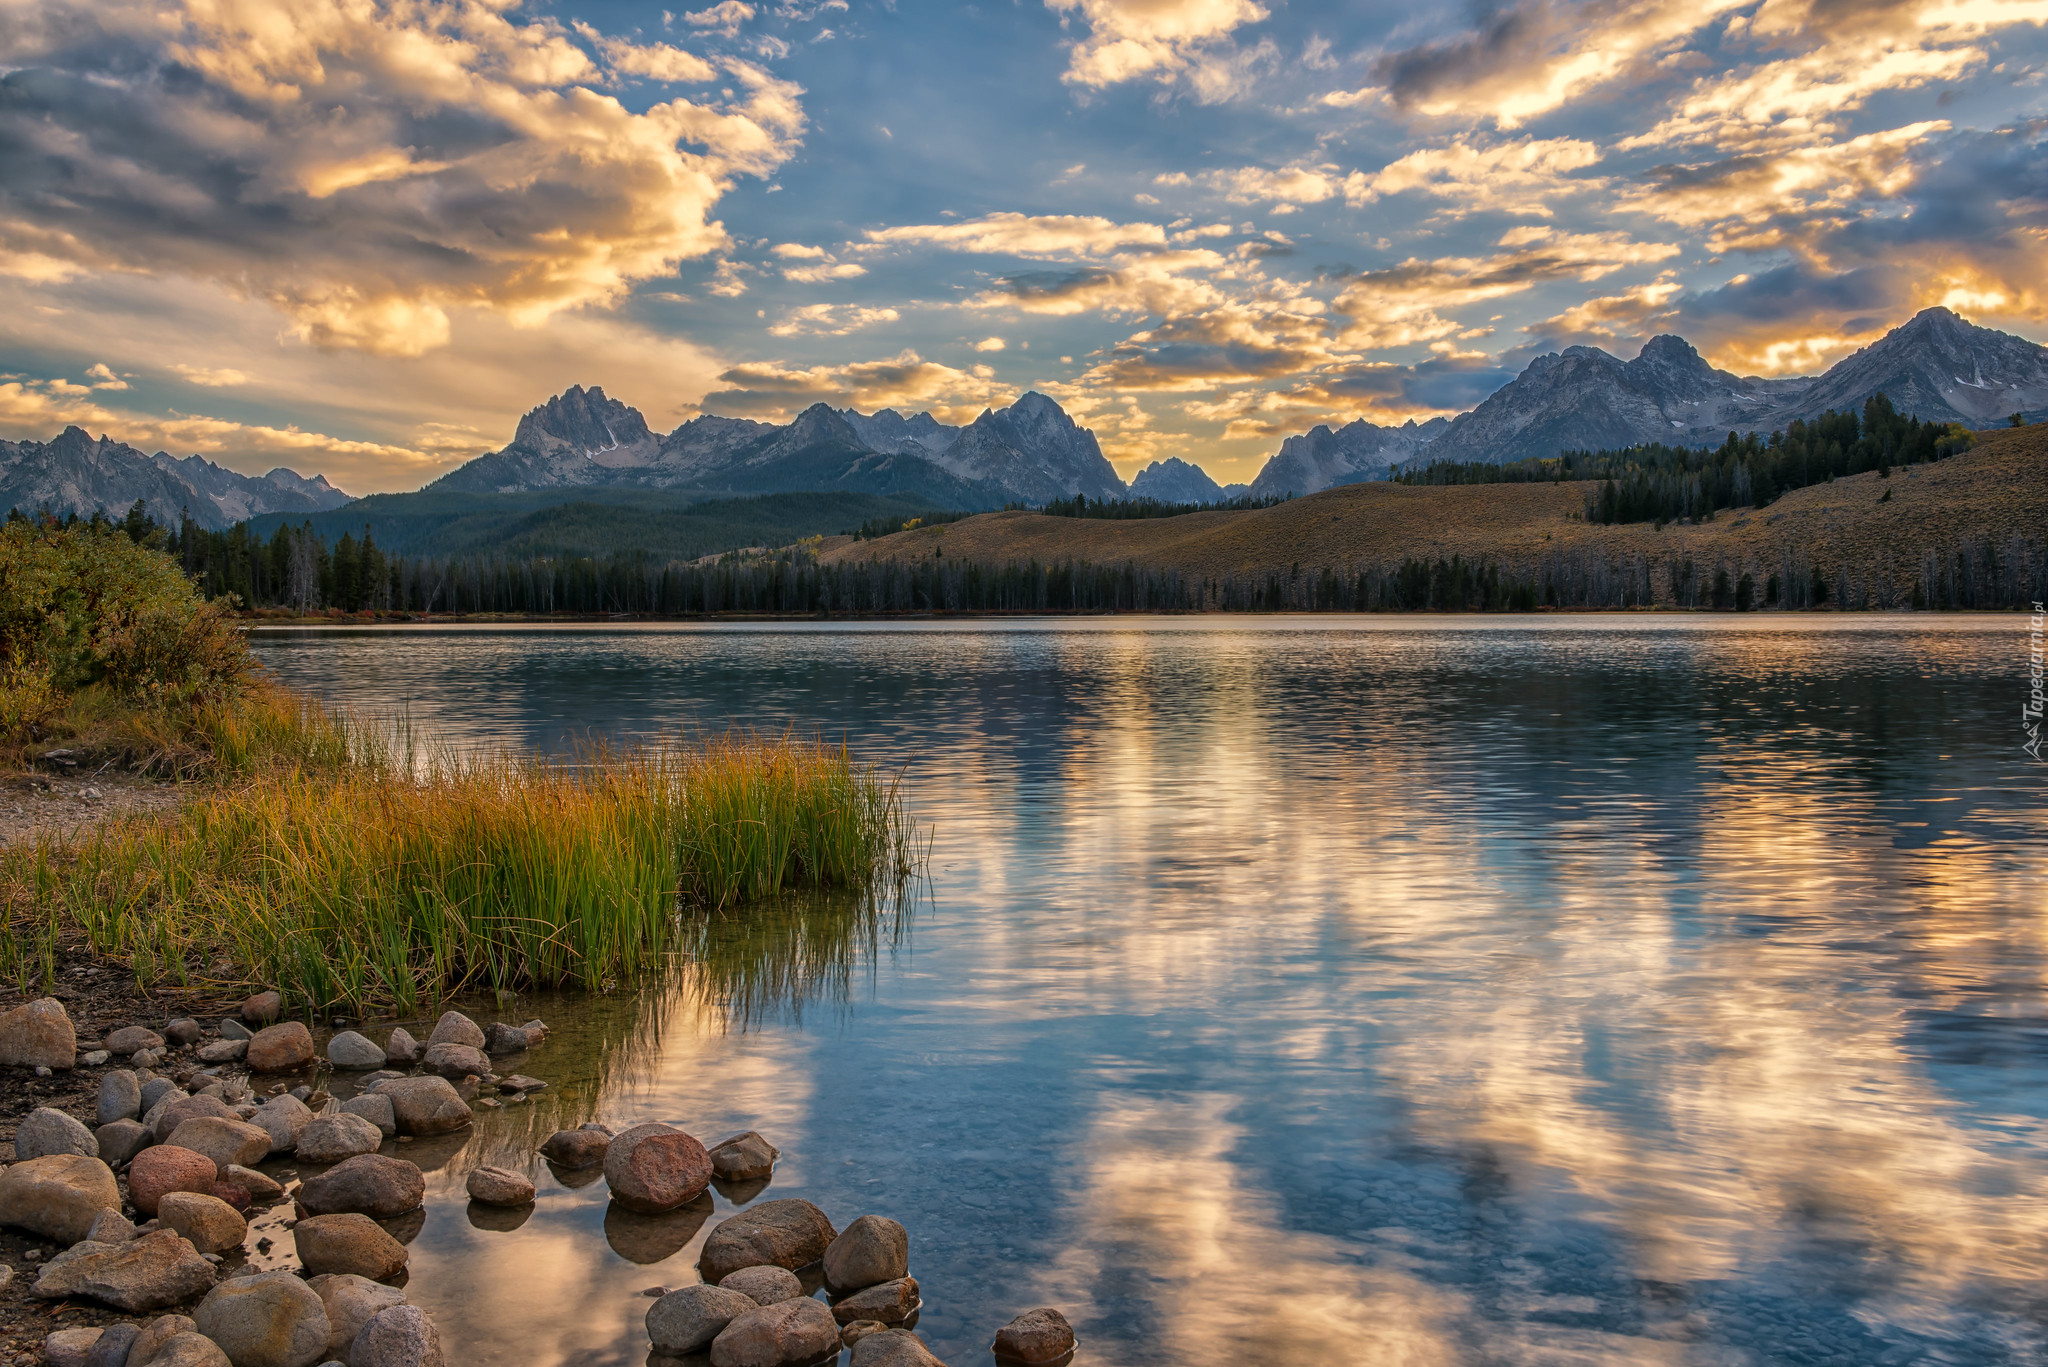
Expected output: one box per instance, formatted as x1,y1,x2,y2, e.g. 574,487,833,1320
0,1153,120,1242
166,1019,204,1046
200,1040,250,1065
306,1276,405,1360
380,1031,421,1067
538,1125,610,1168
99,1070,144,1125
45,1328,104,1367
142,1334,232,1367
109,1026,167,1056
481,1023,530,1056
251,1096,313,1155
32,1230,217,1312
219,1020,254,1042
245,1024,314,1074
213,1181,254,1213
708,1298,841,1367
840,1323,889,1351
87,1324,141,1367
0,997,75,1069
347,1305,441,1367
196,1269,331,1367
829,1278,918,1328
604,1123,713,1214
168,1117,275,1173
154,1094,237,1144
324,1033,384,1071
298,1156,424,1221
80,1049,114,1067
848,1330,947,1367
227,1166,285,1202
158,1192,248,1256
645,1285,759,1356
417,1043,488,1080
520,1020,548,1046
293,1214,408,1281
87,1209,139,1243
129,1145,223,1216
17,1105,100,1159
719,1266,802,1306
990,1309,1074,1364
99,1118,153,1167
707,1132,778,1183
338,1095,395,1139
822,1215,907,1294
142,1077,182,1111
463,1166,533,1207
698,1199,838,1283
364,1078,470,1137
240,993,282,1027
292,1115,385,1165
423,1012,482,1050
493,1076,545,1095
125,1314,199,1367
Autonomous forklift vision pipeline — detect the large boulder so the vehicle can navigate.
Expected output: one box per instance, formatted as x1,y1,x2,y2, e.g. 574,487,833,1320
538,1125,611,1168
849,1330,948,1367
126,1312,200,1367
418,1043,488,1080
707,1132,778,1182
829,1277,918,1327
0,997,75,1068
823,1215,908,1294
990,1309,1075,1364
251,1095,314,1155
143,1334,232,1367
99,1070,143,1126
720,1266,802,1306
423,1012,482,1049
362,1077,470,1136
195,1269,330,1367
153,1095,236,1144
107,1026,166,1056
0,1153,120,1243
603,1123,712,1214
292,1114,385,1165
708,1298,841,1367
645,1285,758,1356
31,1230,216,1312
698,1199,837,1283
17,1106,100,1160
463,1166,533,1207
297,1156,424,1221
166,1117,273,1173
129,1145,222,1217
324,1032,385,1071
293,1214,408,1281
245,1023,314,1073
157,1192,248,1256
347,1305,442,1367
306,1275,405,1361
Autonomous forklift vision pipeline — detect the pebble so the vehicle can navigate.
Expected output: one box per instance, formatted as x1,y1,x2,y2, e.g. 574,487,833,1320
43,1328,103,1367
79,1050,112,1067
165,1018,204,1046
220,1019,254,1041
108,1026,166,1056
198,1039,249,1064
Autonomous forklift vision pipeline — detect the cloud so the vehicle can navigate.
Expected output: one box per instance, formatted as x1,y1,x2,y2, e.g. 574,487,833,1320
1344,137,1604,218
83,362,127,390
169,364,252,388
1183,353,1514,436
1521,277,1685,344
1045,0,1270,99
974,337,1007,351
766,304,900,336
683,2,757,36
699,350,1013,420
0,1,805,357
863,212,1168,259
592,35,719,83
1200,166,1341,205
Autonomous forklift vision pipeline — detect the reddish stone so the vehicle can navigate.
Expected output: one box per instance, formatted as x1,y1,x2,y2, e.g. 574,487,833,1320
127,1146,220,1218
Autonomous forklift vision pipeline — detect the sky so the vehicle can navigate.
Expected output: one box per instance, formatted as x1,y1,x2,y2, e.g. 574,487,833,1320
1,0,2046,493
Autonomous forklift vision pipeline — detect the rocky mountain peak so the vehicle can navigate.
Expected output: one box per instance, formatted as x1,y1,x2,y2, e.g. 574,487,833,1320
512,385,653,455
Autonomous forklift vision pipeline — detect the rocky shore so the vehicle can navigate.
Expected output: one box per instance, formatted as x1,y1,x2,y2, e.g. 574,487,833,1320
0,995,1076,1367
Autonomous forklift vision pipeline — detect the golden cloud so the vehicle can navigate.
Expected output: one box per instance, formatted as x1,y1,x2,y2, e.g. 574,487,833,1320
862,212,1169,259
1046,0,1269,97
1344,137,1604,218
701,350,1016,421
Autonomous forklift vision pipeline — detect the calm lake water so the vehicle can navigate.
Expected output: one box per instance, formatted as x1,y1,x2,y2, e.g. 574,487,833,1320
247,616,2048,1367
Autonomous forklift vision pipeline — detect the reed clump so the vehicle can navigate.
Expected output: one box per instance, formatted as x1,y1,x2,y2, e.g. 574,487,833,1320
1,728,918,1012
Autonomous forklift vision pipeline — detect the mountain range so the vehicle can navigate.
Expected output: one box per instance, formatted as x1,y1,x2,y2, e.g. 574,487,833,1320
5,308,2044,527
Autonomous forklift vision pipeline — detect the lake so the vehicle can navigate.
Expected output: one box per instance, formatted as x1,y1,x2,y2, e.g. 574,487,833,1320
248,616,2048,1367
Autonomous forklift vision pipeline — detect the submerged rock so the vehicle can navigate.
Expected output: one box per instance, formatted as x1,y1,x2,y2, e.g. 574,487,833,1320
604,1123,713,1214
0,1153,121,1243
32,1230,216,1312
823,1215,908,1294
17,1106,100,1160
708,1298,840,1367
698,1199,837,1283
706,1132,778,1183
645,1285,758,1356
196,1269,331,1367
298,1155,425,1221
0,997,75,1069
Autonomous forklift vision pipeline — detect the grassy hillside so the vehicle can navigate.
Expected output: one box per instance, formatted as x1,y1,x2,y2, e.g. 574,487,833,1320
244,487,948,560
819,425,2048,601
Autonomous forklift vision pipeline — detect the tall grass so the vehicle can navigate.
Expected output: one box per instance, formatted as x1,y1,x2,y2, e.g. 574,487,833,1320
0,724,920,1011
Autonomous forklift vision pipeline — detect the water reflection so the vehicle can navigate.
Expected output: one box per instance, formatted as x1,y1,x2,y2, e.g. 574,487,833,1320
251,618,2048,1367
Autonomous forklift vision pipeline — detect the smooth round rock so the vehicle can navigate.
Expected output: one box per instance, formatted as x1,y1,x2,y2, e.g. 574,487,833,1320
108,1026,166,1056
381,1030,422,1067
339,1095,395,1139
823,1215,908,1294
17,1105,100,1160
840,1322,890,1350
0,1152,121,1242
141,1076,181,1111
325,1033,385,1071
294,1114,385,1165
240,993,282,1026
418,1043,488,1080
246,1023,314,1073
538,1125,611,1168
251,1095,314,1155
708,1298,841,1367
31,1229,216,1312
829,1277,918,1327
99,1070,144,1126
0,997,76,1069
646,1285,759,1356
463,1165,534,1207
95,1118,154,1167
158,1191,248,1255
85,1323,140,1367
423,1012,483,1050
125,1313,200,1367
44,1328,103,1367
298,1156,425,1220
306,1275,405,1360
199,1040,248,1065
604,1123,712,1214
293,1214,408,1281
991,1308,1074,1364
698,1199,838,1283
154,1094,236,1144
129,1145,222,1216
707,1131,778,1182
165,1019,204,1046
719,1265,802,1306
347,1305,442,1367
168,1117,274,1173
147,1334,232,1367
363,1077,471,1136
848,1329,946,1367
196,1268,331,1367
227,1165,286,1202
